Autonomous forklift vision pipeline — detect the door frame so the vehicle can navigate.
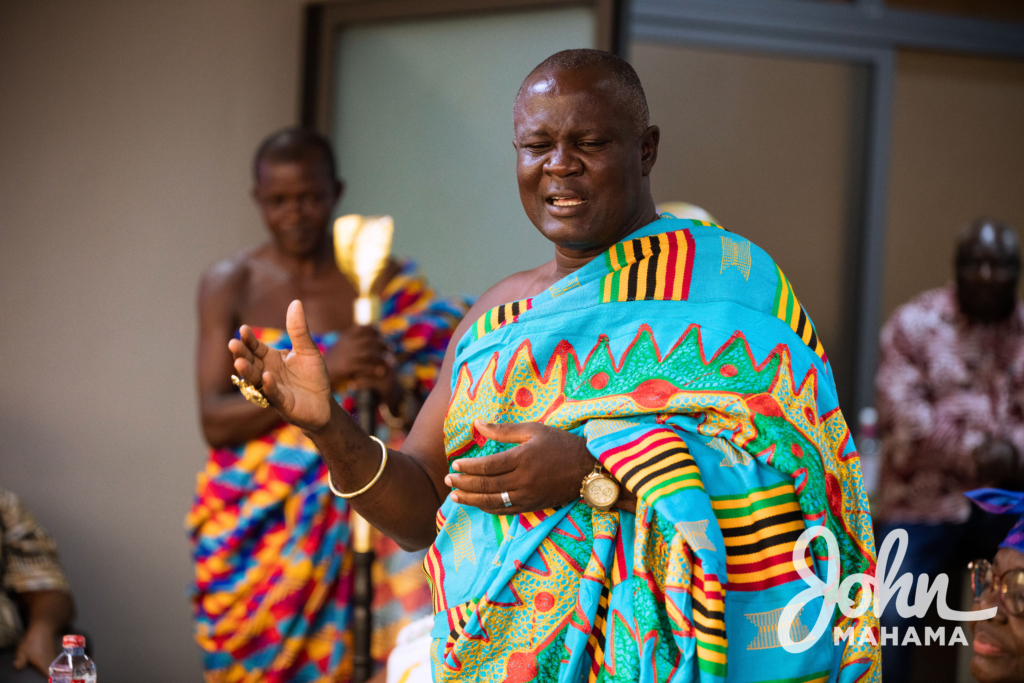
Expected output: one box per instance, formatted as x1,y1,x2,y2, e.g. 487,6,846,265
302,0,621,133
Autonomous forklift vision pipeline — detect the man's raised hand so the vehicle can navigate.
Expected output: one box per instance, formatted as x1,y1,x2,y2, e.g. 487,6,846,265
227,300,334,432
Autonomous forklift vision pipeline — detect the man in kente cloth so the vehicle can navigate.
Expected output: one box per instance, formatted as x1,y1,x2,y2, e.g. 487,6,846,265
228,52,879,682
189,128,469,682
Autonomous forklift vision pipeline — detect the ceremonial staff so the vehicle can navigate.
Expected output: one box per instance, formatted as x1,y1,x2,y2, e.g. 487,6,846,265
333,214,394,683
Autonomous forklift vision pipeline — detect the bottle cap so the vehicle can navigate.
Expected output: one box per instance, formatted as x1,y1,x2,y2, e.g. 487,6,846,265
63,635,85,648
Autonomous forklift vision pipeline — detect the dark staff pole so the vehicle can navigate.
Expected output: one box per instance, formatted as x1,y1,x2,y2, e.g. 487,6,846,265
351,387,377,683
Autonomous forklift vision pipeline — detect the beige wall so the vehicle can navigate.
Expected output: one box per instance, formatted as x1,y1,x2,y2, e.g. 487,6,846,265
0,1,303,680
882,50,1024,319
631,42,865,408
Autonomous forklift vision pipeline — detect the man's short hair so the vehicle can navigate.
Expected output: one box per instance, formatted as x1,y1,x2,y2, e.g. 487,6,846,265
253,128,338,182
517,49,650,138
956,218,1021,266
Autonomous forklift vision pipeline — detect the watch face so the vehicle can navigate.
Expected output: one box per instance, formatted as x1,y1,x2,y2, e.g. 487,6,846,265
586,477,619,507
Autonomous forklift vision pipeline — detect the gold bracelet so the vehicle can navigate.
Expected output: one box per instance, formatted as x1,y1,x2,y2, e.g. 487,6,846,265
327,435,388,499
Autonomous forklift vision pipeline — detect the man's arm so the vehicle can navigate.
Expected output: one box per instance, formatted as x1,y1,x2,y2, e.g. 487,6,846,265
13,590,74,673
228,271,546,548
230,292,483,551
875,309,937,457
197,259,282,448
229,270,617,550
0,489,75,673
306,283,519,549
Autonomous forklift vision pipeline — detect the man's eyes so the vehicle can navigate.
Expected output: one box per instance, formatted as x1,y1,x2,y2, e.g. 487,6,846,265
264,194,325,207
523,140,609,151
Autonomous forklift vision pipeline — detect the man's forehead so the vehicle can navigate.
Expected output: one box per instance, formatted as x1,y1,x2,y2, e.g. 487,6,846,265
960,225,1020,259
257,155,330,177
514,69,628,130
255,165,334,192
520,66,616,101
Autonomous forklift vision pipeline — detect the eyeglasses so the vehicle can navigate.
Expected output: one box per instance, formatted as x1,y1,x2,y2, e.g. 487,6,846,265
969,559,1024,616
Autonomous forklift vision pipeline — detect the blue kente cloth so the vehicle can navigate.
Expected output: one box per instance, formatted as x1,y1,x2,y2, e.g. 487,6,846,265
424,217,879,683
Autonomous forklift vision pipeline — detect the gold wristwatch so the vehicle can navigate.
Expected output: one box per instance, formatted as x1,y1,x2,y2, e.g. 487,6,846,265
580,465,620,512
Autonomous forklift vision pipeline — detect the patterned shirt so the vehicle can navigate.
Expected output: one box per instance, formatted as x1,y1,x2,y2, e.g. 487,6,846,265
0,487,70,648
876,286,1024,524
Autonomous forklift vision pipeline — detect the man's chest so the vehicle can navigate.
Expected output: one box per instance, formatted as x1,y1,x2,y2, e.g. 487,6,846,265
238,270,357,332
920,328,1024,400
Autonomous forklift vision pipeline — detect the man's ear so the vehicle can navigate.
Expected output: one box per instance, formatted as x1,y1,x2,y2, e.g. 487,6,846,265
332,179,345,207
640,125,660,177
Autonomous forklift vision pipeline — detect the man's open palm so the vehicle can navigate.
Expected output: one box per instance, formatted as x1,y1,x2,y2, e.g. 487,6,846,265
228,300,334,432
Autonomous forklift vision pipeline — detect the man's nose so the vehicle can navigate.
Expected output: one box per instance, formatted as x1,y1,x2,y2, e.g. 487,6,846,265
278,197,304,216
543,145,582,177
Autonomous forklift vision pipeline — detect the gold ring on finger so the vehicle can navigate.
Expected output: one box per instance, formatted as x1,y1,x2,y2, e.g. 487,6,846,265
232,374,269,408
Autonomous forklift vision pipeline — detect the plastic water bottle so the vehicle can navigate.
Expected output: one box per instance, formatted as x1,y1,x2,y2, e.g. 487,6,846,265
857,406,881,498
48,635,96,683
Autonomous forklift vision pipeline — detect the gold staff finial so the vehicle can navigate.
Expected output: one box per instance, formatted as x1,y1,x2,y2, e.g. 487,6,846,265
333,214,394,325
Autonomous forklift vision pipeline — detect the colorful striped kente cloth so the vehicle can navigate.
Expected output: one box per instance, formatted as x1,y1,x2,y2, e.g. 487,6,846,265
426,217,879,682
187,260,470,683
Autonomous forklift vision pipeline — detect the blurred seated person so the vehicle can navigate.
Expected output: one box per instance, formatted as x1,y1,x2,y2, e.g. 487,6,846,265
876,219,1024,680
187,128,469,682
964,488,1024,683
0,487,74,680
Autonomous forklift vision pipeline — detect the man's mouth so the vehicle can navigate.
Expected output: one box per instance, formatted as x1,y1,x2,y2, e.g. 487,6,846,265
547,196,586,207
974,631,1008,657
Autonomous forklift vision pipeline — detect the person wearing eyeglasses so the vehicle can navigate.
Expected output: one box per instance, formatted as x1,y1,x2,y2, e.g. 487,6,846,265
875,219,1024,680
965,489,1024,683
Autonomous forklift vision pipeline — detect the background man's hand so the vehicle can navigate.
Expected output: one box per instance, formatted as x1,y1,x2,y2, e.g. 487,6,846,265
322,323,403,414
322,325,392,387
13,622,59,674
228,300,335,433
445,420,635,515
975,437,1022,487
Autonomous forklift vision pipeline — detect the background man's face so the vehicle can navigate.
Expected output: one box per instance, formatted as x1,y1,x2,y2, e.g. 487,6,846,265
253,159,339,256
956,224,1020,324
513,69,648,252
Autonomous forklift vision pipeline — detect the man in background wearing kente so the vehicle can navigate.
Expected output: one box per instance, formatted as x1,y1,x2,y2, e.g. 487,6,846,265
189,129,468,682
229,51,879,682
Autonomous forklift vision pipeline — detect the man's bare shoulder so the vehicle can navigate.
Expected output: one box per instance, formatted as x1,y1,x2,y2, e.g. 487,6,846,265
445,260,556,346
197,245,267,307
472,260,556,314
200,245,270,292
